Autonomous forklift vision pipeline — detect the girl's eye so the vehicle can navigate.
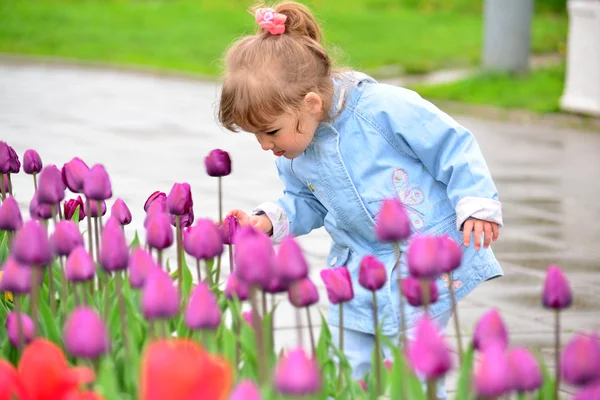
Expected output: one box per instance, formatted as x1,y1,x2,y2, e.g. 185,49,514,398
266,129,279,135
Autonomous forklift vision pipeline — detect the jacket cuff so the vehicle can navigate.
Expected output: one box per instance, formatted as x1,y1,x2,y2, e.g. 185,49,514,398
252,202,290,244
456,197,503,231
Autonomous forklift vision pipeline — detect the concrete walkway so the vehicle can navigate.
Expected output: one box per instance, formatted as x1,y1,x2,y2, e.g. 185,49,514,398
1,61,599,397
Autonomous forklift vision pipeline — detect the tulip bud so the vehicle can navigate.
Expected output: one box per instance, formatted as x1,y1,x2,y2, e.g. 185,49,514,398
142,268,179,320
64,196,85,221
264,275,289,294
224,274,249,301
407,236,440,278
234,226,274,289
0,196,23,231
65,246,95,283
542,265,572,310
29,191,55,220
143,191,167,212
23,149,43,175
474,344,511,398
288,278,319,308
37,165,65,205
183,219,223,260
358,380,367,392
8,146,20,173
83,164,112,201
84,199,106,218
144,200,165,228
63,307,110,359
561,333,600,387
99,217,129,272
274,348,321,395
0,257,32,294
146,212,174,250
320,267,354,304
110,198,132,225
61,157,89,193
167,182,193,216
221,215,240,245
374,198,412,242
358,255,387,291
401,276,439,307
0,142,20,174
507,347,542,393
275,236,309,283
437,235,463,273
50,220,84,257
128,248,157,289
6,312,35,347
406,316,452,380
185,282,221,330
473,308,509,351
205,149,232,177
229,380,261,400
11,220,52,266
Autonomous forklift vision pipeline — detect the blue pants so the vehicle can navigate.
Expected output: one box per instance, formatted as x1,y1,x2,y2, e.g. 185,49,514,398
330,308,454,400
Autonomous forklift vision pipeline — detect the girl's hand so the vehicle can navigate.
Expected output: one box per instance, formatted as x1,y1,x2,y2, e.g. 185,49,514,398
462,218,500,250
227,209,273,236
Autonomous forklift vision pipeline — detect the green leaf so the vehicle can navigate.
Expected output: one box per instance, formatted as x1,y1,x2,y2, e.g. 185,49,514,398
389,347,426,400
38,288,62,344
95,356,122,399
537,357,555,400
129,230,141,249
456,344,475,400
0,230,9,264
71,205,81,223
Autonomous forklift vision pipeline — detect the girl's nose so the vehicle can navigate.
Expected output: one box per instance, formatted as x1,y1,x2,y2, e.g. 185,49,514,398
257,135,274,151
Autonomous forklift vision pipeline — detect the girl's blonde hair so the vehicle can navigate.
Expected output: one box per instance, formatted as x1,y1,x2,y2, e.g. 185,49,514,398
218,2,335,133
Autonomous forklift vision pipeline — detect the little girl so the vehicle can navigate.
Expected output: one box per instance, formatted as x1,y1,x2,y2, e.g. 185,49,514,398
219,2,503,398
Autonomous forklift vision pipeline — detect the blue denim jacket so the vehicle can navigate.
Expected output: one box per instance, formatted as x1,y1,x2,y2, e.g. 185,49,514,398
255,72,503,336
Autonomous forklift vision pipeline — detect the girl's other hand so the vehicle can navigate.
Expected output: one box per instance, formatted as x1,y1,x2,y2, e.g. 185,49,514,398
227,209,273,236
462,218,500,250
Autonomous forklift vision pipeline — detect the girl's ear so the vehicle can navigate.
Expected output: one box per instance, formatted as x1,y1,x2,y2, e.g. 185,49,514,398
303,92,323,116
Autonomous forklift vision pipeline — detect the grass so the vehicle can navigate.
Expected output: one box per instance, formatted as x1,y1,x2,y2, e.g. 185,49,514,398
0,0,567,76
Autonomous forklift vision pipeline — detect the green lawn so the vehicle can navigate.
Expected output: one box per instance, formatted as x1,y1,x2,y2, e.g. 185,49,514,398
0,0,567,76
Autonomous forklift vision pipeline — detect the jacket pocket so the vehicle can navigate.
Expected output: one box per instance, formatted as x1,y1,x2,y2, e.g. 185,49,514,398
326,245,351,268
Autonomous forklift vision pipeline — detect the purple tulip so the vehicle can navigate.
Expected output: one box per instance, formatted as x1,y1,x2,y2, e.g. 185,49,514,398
111,198,132,225
561,333,600,387
143,191,167,212
146,212,174,250
473,309,509,351
474,344,511,398
275,236,309,283
221,215,240,245
0,142,20,174
22,149,43,175
406,315,452,380
61,157,90,193
185,282,221,330
401,276,439,307
374,198,412,243
65,246,95,282
99,217,129,272
167,182,193,216
128,248,157,289
8,146,20,173
64,196,86,221
6,312,35,347
234,226,275,289
542,265,572,310
274,348,321,395
407,236,440,278
84,199,106,218
205,149,232,177
437,235,463,273
229,380,262,400
50,220,84,257
574,382,600,400
141,268,180,321
144,200,165,228
0,196,23,231
0,257,32,294
182,219,223,260
224,273,249,301
37,165,66,205
29,191,55,220
358,255,387,291
83,164,112,201
63,307,110,359
507,347,542,392
170,208,194,228
320,267,354,304
11,220,52,266
288,278,319,308
264,275,289,294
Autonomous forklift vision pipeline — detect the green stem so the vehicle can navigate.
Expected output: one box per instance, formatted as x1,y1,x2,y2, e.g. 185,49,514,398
59,257,68,315
33,173,38,191
448,275,464,364
420,278,430,315
115,273,130,360
7,174,12,196
196,259,202,282
94,217,100,263
394,243,407,348
306,307,316,355
215,177,223,283
228,244,234,273
48,263,56,314
0,173,5,200
337,303,344,390
249,286,267,385
176,216,182,290
426,379,436,400
554,309,561,400
372,292,382,396
14,296,24,349
30,268,41,337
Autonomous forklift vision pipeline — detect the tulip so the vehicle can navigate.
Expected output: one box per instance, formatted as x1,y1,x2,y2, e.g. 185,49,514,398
110,198,132,225
11,220,52,266
275,236,309,283
185,282,221,330
274,348,321,396
65,246,95,283
29,191,55,220
64,196,86,221
288,278,319,308
142,268,179,321
574,382,600,400
264,275,289,294
358,255,387,291
22,149,43,175
234,226,275,289
406,316,452,381
407,236,440,278
0,258,32,294
205,149,232,177
474,344,511,398
320,267,354,304
64,392,105,400
229,380,261,400
61,157,89,193
170,209,194,228
437,235,463,273
167,182,193,216
50,220,84,257
221,215,240,245
542,265,572,310
140,339,232,400
0,195,23,231
507,347,542,393
82,164,112,201
183,219,223,260
84,199,106,217
99,217,129,272
0,360,28,400
374,198,412,242
242,311,253,327
401,276,439,307
358,380,367,392
7,146,20,173
0,141,13,173
63,307,110,359
561,333,600,387
128,248,157,289
473,308,509,351
6,312,36,347
143,191,167,212
224,273,249,301
146,212,173,251
37,165,66,205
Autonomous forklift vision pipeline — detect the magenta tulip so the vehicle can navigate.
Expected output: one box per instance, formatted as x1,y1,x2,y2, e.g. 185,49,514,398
111,198,132,225
22,149,43,175
374,198,412,242
50,220,84,257
224,274,249,301
320,267,354,304
82,164,112,201
63,307,110,359
401,276,439,307
128,248,157,289
65,246,95,282
63,196,86,221
406,315,452,380
183,219,223,260
0,196,23,231
167,182,193,216
229,380,262,400
542,265,573,310
561,333,600,387
99,217,129,272
141,268,179,320
11,220,52,266
221,215,240,245
61,157,89,193
0,257,32,294
234,226,274,288
507,347,543,392
29,191,54,220
37,165,66,205
407,236,440,278
358,255,387,291
146,212,173,250
205,149,232,177
275,236,309,283
6,312,35,347
473,308,509,351
288,278,319,308
437,235,463,273
184,282,221,330
574,382,600,400
143,191,167,212
0,142,20,174
274,348,321,395
474,343,511,398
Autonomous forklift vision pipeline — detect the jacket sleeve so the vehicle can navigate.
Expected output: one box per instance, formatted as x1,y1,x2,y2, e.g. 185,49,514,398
253,160,327,243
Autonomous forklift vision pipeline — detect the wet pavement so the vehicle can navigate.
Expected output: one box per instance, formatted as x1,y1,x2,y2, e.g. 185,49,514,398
1,60,600,397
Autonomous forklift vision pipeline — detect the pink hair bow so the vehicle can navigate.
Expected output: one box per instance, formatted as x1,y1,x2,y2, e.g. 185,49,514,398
255,7,287,35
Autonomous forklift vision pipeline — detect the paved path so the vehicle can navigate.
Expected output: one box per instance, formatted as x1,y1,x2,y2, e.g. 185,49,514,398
2,61,599,397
